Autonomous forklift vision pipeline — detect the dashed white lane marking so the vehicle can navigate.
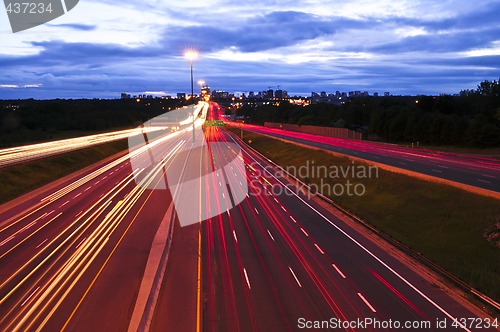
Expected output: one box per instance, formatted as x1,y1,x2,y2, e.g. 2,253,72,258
243,268,251,289
300,228,309,237
233,230,238,243
76,237,87,249
267,229,275,241
290,216,297,223
314,243,325,254
288,267,302,287
254,208,259,215
36,238,48,248
21,286,40,307
0,235,15,246
358,293,377,312
332,264,346,279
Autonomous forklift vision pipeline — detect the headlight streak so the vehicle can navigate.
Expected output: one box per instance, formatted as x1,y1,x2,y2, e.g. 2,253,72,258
0,126,183,240
0,127,166,168
0,105,208,330
1,130,194,331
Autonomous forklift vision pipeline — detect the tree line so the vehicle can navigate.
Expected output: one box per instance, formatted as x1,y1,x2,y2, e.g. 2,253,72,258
236,79,500,147
0,98,184,147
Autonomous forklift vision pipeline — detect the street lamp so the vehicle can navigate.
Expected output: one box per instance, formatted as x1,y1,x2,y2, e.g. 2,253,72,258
184,50,198,104
184,50,198,142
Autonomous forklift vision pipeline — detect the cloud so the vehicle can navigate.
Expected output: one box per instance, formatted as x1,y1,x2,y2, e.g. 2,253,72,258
156,11,343,53
1,1,500,99
49,23,97,31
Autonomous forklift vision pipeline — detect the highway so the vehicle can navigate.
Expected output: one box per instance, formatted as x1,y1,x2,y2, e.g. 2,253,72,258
0,101,497,331
201,106,497,331
232,123,500,193
0,103,209,331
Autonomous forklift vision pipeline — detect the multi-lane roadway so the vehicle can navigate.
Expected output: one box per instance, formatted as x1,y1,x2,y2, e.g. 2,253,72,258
0,102,497,331
0,104,208,331
199,108,497,331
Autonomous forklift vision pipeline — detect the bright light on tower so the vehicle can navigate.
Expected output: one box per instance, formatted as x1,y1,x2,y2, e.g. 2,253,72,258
184,50,198,61
184,50,199,106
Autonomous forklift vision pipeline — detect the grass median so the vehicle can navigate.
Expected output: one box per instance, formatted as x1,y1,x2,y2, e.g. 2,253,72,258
228,127,500,302
0,139,128,205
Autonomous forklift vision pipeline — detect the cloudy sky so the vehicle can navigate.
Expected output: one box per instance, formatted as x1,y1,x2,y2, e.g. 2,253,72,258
1,0,499,99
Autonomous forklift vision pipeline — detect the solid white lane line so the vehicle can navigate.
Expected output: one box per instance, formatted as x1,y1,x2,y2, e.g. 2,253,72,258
243,268,251,289
21,286,40,307
233,230,238,243
314,243,325,255
267,229,275,241
332,264,346,279
300,228,309,237
358,293,377,312
288,267,302,287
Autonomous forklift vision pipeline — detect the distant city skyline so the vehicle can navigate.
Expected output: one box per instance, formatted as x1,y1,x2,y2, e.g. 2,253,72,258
1,0,499,99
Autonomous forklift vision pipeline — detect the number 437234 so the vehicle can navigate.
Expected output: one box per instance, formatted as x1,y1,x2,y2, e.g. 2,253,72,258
5,2,53,14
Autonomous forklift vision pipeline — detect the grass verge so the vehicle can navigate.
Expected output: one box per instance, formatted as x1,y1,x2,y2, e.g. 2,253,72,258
0,139,128,205
228,127,500,302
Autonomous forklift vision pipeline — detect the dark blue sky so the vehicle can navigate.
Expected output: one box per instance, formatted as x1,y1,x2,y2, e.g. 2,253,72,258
1,0,499,99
